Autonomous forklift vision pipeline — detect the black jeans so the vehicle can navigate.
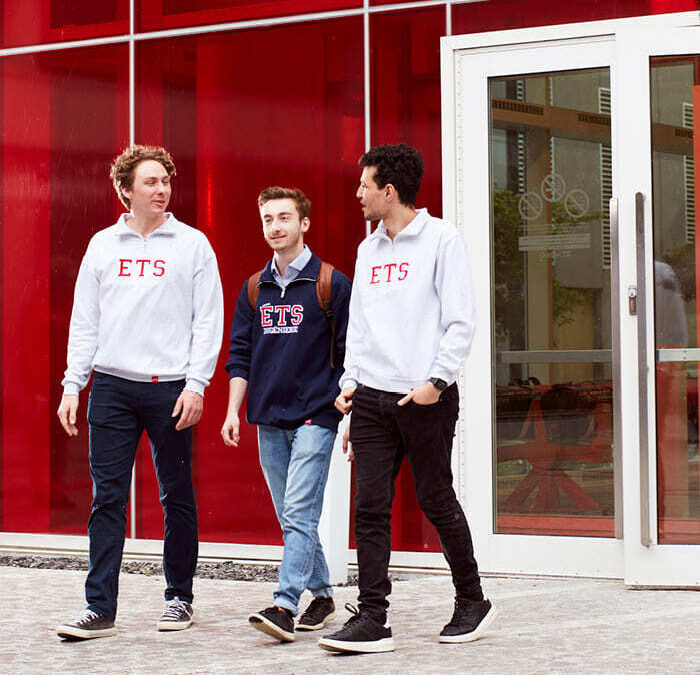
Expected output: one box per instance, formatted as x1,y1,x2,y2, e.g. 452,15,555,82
85,373,198,620
350,383,483,622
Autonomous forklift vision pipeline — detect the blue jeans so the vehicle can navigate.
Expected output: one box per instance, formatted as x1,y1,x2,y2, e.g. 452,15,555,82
85,373,198,621
257,423,336,615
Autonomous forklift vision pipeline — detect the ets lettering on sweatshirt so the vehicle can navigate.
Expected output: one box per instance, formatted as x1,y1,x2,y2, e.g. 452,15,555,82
340,208,476,394
62,213,224,396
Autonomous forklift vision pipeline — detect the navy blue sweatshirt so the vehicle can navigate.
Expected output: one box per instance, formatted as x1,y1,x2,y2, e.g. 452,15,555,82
225,254,351,431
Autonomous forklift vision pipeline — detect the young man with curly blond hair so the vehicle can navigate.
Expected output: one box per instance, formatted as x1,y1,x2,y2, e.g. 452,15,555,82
56,145,223,640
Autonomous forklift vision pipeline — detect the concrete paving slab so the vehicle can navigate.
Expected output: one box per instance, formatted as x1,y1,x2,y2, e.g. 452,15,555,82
1,566,698,674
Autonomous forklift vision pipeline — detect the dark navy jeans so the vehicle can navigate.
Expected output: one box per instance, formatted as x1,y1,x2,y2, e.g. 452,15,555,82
85,372,198,621
349,383,483,623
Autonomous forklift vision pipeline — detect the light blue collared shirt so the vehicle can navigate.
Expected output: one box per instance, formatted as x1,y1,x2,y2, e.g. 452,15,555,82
271,245,312,289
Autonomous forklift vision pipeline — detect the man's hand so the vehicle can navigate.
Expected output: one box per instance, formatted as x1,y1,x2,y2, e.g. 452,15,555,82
221,412,241,447
397,381,442,407
57,394,80,436
172,389,204,430
335,386,356,414
342,424,354,462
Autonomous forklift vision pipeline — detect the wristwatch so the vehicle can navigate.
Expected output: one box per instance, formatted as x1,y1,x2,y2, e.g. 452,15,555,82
428,377,448,392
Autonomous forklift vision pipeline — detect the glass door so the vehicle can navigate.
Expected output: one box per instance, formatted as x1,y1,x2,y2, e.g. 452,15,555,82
617,27,700,586
455,38,624,577
490,68,616,539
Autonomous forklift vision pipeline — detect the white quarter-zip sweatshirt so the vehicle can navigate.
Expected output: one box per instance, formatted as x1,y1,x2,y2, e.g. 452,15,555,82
340,208,476,394
62,213,224,396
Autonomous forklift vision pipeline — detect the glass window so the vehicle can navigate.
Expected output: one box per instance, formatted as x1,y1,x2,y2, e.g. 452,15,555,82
137,0,362,32
0,45,129,534
489,69,616,537
1,0,128,49
453,0,700,35
135,18,364,543
650,56,700,544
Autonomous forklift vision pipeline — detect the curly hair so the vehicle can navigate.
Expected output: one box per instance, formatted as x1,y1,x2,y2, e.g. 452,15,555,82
109,145,176,209
359,143,424,207
257,186,311,220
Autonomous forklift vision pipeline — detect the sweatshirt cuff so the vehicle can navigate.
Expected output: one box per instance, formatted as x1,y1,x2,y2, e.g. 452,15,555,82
184,379,205,396
226,365,250,380
429,369,456,387
63,382,81,396
339,376,358,391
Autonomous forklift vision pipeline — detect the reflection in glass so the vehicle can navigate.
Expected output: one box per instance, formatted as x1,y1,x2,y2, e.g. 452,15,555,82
651,57,700,544
489,69,615,537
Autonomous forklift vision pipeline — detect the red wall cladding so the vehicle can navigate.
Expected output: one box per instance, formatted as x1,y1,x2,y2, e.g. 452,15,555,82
0,45,129,533
135,18,364,544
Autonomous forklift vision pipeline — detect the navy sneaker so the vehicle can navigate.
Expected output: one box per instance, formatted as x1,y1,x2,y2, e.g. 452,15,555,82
297,596,336,631
439,597,497,643
249,606,295,642
318,604,394,653
56,608,116,640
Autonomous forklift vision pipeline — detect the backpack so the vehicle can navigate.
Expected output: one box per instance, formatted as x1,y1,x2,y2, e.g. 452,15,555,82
247,261,337,368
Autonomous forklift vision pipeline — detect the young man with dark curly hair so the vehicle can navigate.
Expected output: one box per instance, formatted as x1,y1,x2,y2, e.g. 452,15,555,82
222,186,351,643
56,145,223,640
319,143,496,654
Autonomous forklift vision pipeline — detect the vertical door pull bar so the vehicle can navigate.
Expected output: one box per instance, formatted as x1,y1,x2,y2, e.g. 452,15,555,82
610,197,624,539
635,191,651,548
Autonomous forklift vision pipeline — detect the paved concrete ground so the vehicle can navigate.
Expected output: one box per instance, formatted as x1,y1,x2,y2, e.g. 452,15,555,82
1,565,698,674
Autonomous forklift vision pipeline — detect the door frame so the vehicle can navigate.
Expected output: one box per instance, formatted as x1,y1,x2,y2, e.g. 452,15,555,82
441,11,700,583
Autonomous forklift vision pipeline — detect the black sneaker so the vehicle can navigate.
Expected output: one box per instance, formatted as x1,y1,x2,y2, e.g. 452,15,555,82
297,596,336,631
439,597,497,643
248,606,295,642
157,597,194,631
56,608,116,640
318,604,394,653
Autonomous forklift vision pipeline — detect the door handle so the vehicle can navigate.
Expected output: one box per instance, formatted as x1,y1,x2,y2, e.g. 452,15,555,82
635,191,652,548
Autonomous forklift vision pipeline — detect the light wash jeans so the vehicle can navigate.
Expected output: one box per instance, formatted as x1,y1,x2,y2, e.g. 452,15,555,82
257,423,336,615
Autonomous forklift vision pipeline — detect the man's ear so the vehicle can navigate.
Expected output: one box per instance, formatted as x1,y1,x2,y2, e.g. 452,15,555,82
301,217,311,233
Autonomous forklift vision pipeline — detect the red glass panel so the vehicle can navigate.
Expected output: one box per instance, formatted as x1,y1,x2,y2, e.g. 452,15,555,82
0,45,129,534
0,0,128,49
137,0,361,32
135,18,364,543
452,0,700,34
371,8,445,218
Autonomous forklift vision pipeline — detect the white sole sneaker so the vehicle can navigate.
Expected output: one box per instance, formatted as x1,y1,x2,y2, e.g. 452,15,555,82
297,610,337,631
157,617,193,631
248,613,295,642
439,604,498,643
318,635,395,653
56,624,117,640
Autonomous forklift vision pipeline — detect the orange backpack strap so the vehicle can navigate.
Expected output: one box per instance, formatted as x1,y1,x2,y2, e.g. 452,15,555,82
247,270,263,311
316,261,336,369
316,261,334,312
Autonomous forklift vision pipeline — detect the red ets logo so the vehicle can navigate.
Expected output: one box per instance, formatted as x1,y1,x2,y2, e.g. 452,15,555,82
260,304,304,334
118,259,166,277
370,262,410,284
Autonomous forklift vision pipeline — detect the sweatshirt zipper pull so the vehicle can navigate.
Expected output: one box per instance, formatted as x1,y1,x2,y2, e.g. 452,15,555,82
280,286,286,299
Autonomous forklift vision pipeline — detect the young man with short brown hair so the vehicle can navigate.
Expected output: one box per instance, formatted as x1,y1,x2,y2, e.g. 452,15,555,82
222,186,351,643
